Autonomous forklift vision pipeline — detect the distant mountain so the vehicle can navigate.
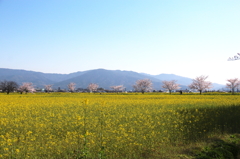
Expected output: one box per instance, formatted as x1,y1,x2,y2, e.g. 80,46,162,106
142,73,225,90
54,69,163,90
0,68,54,87
0,68,85,88
42,71,86,82
0,68,225,90
143,73,192,86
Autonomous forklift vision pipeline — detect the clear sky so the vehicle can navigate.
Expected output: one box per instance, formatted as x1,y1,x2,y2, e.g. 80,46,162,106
1,0,240,84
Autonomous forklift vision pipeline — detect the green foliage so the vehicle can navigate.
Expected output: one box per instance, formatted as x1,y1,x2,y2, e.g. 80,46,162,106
196,139,239,159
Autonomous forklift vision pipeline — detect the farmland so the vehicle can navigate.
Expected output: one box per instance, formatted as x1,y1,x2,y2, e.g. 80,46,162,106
0,93,240,158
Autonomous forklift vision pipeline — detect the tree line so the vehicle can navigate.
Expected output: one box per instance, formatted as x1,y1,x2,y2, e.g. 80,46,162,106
0,75,239,94
133,75,240,94
0,81,35,94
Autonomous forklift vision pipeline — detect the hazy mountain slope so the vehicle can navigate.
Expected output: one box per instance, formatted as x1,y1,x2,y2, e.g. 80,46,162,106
0,68,225,90
53,69,163,90
0,68,87,87
153,74,192,85
41,71,86,82
154,74,225,90
0,68,55,87
143,73,225,90
142,73,192,85
212,83,225,90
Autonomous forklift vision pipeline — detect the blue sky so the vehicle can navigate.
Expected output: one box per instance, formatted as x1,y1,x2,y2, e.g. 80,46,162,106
1,0,240,84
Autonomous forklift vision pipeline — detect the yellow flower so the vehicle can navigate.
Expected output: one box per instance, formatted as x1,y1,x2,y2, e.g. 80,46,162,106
84,99,89,105
26,131,32,135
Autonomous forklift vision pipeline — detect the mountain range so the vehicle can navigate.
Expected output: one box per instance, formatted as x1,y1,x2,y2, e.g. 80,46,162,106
0,68,225,91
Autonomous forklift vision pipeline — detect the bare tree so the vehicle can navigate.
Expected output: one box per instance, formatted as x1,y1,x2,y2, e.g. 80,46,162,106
226,78,240,94
162,80,181,94
68,82,76,92
18,83,35,94
88,83,99,93
0,80,18,94
133,79,152,94
110,85,125,92
188,75,212,94
44,85,53,93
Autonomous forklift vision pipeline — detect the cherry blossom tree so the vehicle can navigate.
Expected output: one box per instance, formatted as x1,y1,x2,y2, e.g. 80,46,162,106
18,83,35,94
110,85,125,92
228,53,240,61
68,82,76,92
133,79,152,94
44,85,53,93
188,75,212,94
226,78,240,94
88,83,99,93
162,80,181,94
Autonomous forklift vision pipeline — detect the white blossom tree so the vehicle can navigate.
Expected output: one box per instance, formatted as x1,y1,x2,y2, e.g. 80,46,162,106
228,53,240,61
44,85,53,93
18,83,35,94
88,83,99,93
110,85,125,92
188,75,212,94
133,79,152,94
162,80,181,94
68,82,76,92
226,78,240,94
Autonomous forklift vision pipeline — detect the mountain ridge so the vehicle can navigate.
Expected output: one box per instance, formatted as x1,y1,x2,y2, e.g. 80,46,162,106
0,68,225,90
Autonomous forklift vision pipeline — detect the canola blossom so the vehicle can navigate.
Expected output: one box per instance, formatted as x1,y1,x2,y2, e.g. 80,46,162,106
0,93,240,158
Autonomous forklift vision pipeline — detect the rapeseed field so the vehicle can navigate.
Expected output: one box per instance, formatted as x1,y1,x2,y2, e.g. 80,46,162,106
0,93,239,158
